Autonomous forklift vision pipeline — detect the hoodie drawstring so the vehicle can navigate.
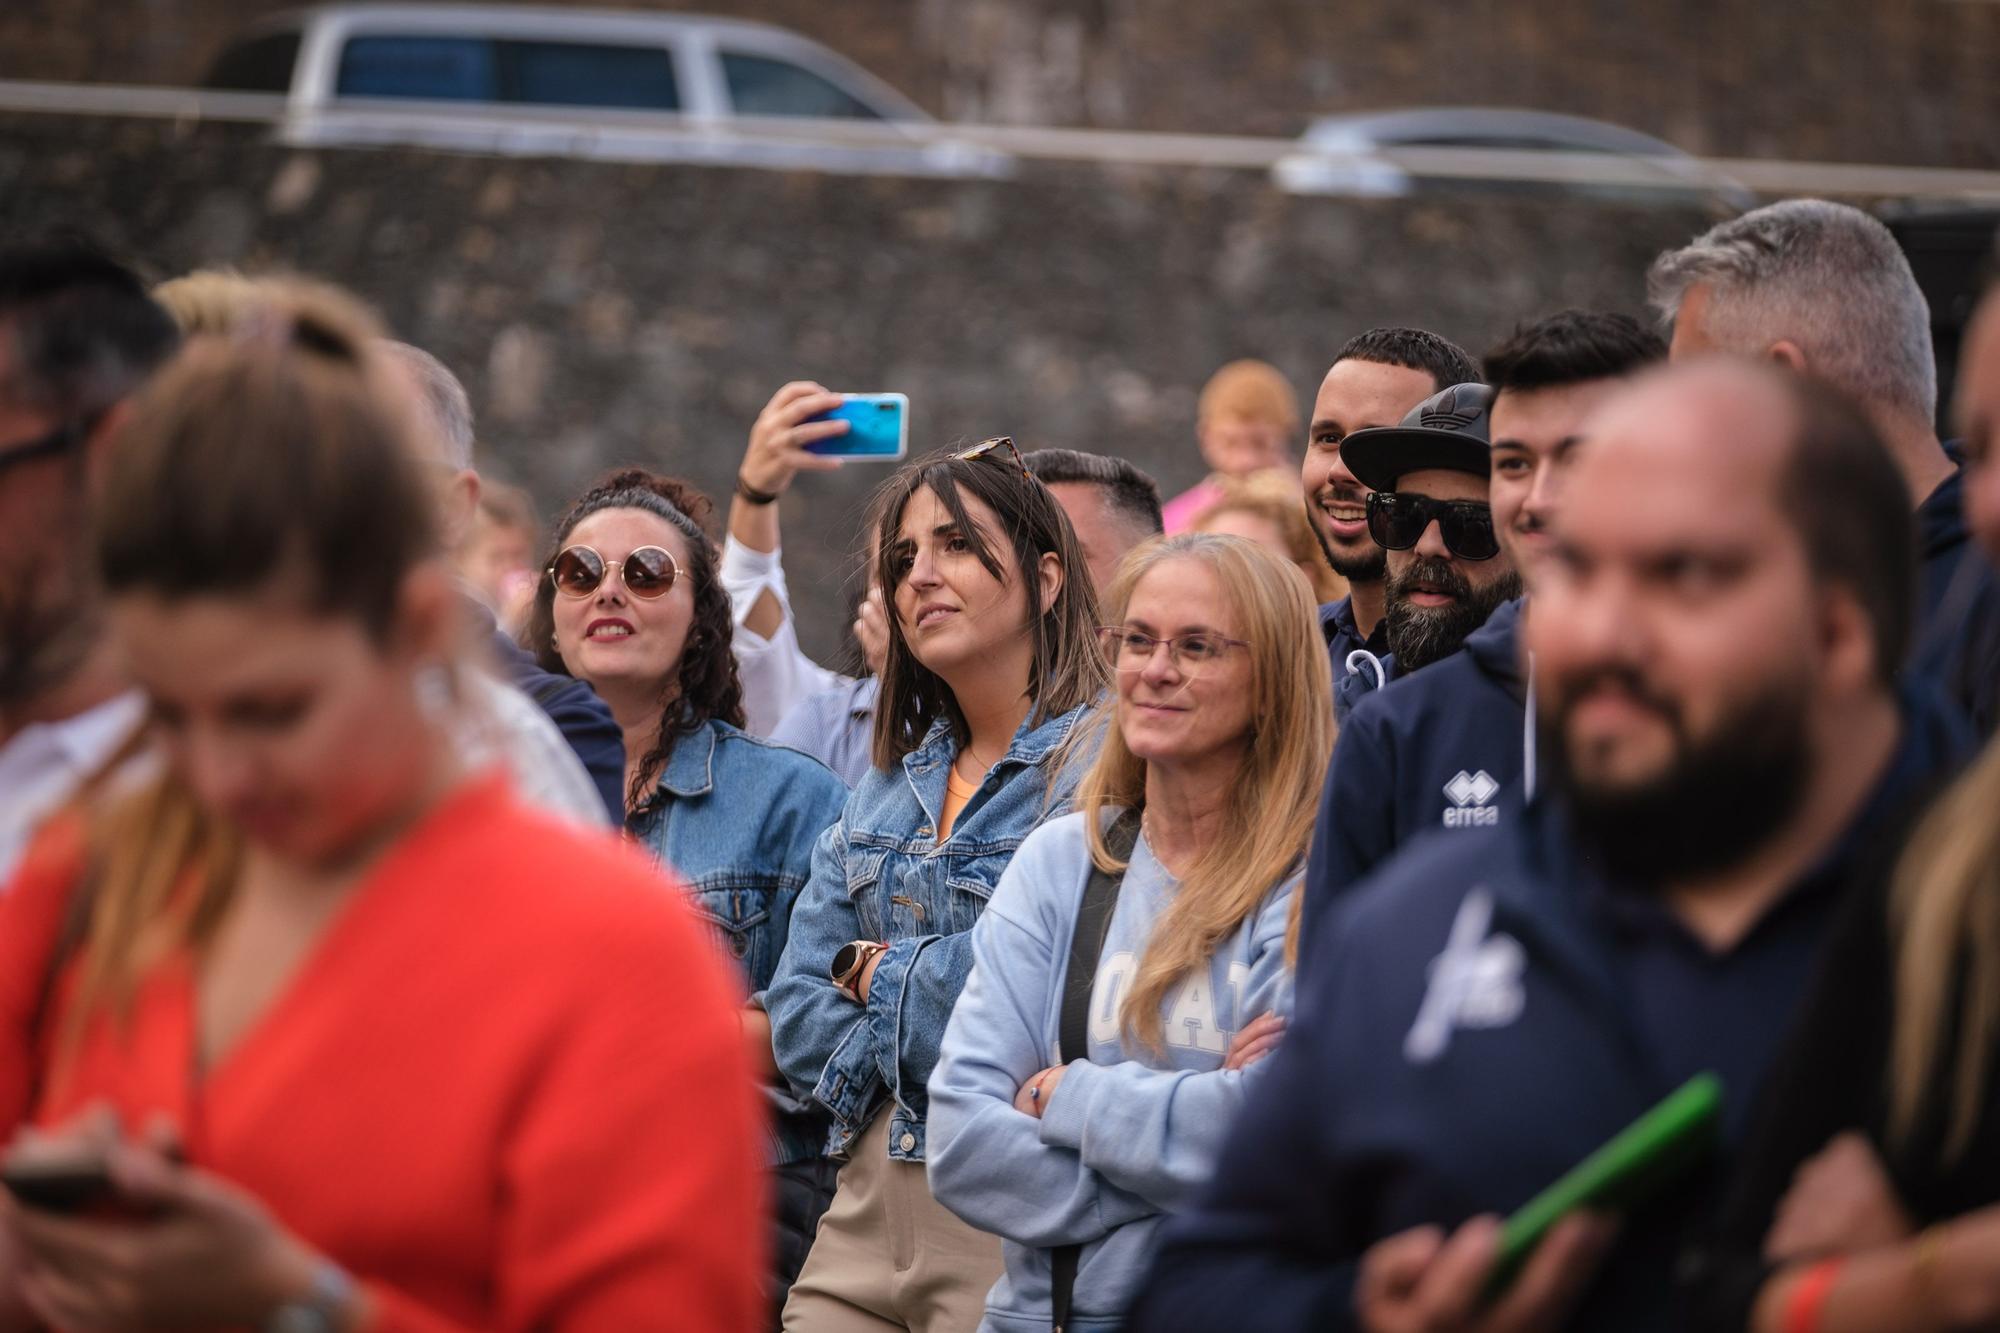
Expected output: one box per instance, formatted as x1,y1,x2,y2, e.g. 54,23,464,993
1344,648,1387,693
1522,654,1538,800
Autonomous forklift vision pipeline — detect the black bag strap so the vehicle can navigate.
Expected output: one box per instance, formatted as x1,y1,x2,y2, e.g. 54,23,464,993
1050,807,1141,1333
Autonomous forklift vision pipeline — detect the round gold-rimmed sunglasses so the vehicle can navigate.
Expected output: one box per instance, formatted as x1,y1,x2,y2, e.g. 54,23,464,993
546,545,680,600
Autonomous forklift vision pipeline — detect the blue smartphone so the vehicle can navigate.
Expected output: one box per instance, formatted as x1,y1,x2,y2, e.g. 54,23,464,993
805,393,909,461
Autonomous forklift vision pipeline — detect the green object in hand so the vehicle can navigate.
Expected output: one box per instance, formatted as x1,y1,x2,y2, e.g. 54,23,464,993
1487,1072,1725,1298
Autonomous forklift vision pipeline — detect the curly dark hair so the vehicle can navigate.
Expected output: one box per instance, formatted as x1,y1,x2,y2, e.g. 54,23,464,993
523,468,745,813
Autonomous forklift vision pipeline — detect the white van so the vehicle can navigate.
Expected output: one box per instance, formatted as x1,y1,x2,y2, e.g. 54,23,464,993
204,3,1010,177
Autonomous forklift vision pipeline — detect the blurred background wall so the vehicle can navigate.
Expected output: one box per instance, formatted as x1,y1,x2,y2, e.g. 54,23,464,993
1,1,1988,654
5,0,1995,164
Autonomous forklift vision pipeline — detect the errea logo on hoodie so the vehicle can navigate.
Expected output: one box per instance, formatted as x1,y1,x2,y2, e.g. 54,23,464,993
1442,769,1501,828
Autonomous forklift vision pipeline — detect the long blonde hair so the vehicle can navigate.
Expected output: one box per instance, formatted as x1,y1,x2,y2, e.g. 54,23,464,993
1890,737,2000,1159
1075,533,1334,1053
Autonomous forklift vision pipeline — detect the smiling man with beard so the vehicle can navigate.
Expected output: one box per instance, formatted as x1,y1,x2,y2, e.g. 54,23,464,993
1331,382,1520,717
1128,358,1972,1333
1299,313,1664,945
1303,328,1479,678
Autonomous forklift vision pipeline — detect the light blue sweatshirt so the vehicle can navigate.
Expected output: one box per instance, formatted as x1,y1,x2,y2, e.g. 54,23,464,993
927,810,1297,1332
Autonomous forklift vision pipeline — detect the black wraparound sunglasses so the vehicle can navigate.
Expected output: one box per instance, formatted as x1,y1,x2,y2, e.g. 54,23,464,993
1365,491,1500,561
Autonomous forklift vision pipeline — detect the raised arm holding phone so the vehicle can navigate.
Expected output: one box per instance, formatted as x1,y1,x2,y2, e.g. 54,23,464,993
726,381,909,736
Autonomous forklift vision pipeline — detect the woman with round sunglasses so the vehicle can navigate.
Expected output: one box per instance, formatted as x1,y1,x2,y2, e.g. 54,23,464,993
766,438,1108,1332
927,533,1330,1333
523,468,849,1327
0,294,761,1331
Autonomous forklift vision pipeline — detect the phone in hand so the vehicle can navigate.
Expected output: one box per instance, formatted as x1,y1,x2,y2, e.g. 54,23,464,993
1485,1072,1724,1298
1,1151,121,1215
804,393,908,461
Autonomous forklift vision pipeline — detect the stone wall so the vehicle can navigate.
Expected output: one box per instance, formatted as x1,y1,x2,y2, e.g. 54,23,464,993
3,1,1995,167
0,110,1710,654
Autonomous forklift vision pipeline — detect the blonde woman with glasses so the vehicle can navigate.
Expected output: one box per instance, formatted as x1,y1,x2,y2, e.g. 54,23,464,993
927,532,1333,1333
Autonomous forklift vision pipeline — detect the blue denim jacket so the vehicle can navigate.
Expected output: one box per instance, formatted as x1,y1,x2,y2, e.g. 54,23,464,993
766,702,1089,1163
627,717,848,1164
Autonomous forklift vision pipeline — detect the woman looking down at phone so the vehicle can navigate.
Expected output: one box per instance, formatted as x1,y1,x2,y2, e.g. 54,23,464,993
765,438,1108,1333
523,466,849,1326
926,533,1330,1332
0,293,761,1332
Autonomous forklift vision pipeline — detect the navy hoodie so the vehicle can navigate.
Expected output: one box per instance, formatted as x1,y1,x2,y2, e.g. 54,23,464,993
1320,596,1393,722
465,597,627,822
1303,597,1527,957
1128,692,1969,1333
1907,450,2000,736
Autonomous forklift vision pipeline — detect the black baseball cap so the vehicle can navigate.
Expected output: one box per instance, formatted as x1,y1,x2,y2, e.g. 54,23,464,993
1342,382,1496,492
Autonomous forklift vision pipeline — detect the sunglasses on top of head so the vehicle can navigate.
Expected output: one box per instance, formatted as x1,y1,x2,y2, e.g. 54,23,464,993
1365,492,1500,561
546,545,680,600
955,435,1029,477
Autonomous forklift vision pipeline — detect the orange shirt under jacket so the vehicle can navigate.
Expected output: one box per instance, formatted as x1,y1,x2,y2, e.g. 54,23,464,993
0,775,765,1333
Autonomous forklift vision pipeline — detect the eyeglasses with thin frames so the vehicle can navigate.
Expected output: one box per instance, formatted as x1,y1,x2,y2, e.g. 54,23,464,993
1096,625,1250,675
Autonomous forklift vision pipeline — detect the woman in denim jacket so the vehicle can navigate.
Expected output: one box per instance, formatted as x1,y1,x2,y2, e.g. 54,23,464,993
524,469,848,1328
767,440,1109,1332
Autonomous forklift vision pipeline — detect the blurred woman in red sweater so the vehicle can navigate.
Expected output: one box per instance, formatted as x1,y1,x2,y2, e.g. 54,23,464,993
0,288,763,1332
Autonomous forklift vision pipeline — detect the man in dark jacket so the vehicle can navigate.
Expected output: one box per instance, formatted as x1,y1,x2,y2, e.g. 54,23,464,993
1329,382,1520,721
381,341,625,821
1302,313,1665,946
1304,329,1480,679
1651,198,2000,734
1130,360,1972,1333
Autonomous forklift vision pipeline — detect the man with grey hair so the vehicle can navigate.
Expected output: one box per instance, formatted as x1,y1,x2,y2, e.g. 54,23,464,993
1649,197,2000,733
381,339,627,820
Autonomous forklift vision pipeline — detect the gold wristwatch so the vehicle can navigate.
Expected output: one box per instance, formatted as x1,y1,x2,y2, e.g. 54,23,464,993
830,941,888,1000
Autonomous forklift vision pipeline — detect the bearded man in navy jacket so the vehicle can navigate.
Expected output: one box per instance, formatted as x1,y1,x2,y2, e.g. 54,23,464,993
1300,311,1665,954
1130,359,1972,1333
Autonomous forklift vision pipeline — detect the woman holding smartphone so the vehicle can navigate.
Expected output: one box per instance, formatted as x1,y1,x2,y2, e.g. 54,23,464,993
0,293,761,1332
927,533,1330,1332
522,466,849,1326
766,439,1107,1333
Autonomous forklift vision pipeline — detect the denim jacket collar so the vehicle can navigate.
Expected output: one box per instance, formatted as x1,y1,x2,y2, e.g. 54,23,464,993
657,721,720,798
900,703,1083,780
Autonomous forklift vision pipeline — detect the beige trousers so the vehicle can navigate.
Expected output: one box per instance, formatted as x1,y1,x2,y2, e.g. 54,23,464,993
782,1111,1004,1333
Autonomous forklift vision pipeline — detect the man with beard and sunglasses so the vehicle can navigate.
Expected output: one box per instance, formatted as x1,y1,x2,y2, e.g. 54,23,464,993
0,236,177,885
1128,359,1971,1333
1299,313,1663,944
1328,381,1520,721
1303,328,1480,682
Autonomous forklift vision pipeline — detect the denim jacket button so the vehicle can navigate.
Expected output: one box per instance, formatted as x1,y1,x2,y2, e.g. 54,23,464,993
899,1132,917,1152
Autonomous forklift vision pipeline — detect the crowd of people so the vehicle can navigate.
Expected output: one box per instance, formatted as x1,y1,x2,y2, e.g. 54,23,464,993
2,194,2000,1333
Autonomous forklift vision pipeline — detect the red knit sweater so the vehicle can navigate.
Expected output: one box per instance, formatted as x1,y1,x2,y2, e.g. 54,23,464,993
0,776,765,1332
